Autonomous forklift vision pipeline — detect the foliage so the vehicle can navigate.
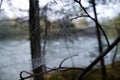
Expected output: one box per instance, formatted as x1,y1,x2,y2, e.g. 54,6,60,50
49,20,75,30
76,18,88,28
0,21,28,40
101,16,120,38
110,16,120,33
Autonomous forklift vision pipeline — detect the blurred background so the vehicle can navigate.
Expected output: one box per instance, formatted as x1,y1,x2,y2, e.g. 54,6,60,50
0,0,120,80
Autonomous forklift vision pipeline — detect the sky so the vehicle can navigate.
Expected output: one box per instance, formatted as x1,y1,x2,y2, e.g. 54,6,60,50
1,0,57,19
0,0,120,20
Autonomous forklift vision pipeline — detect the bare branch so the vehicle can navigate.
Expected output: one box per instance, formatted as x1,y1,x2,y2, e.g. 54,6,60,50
112,44,119,65
74,0,110,47
59,54,78,68
0,0,3,12
20,71,32,79
92,0,107,79
19,66,84,80
77,36,120,80
70,15,89,21
16,8,28,12
53,0,58,4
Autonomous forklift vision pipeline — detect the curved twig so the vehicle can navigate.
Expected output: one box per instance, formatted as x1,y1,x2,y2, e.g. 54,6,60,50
19,67,84,80
59,54,78,68
20,71,33,80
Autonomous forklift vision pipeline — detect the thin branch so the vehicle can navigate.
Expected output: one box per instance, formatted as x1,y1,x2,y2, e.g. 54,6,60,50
77,36,120,80
112,44,119,65
0,0,3,12
53,0,58,4
70,15,89,21
17,8,28,12
20,71,32,78
59,67,85,71
42,8,50,71
59,54,78,68
19,67,84,80
92,0,107,79
63,28,75,67
73,0,110,47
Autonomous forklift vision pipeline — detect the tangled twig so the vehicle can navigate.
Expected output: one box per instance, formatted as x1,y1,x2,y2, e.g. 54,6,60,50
19,54,83,80
73,0,110,47
59,54,78,68
19,67,84,80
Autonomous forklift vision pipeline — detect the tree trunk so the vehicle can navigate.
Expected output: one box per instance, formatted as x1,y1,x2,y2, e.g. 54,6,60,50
29,0,43,80
92,0,107,80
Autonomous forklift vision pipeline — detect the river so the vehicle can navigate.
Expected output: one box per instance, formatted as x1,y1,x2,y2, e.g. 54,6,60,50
0,36,120,80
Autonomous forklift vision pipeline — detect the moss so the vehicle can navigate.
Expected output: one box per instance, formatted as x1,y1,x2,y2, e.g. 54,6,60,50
44,70,81,80
44,61,120,80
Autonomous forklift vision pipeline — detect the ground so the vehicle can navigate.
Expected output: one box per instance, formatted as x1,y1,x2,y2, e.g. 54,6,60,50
44,61,120,80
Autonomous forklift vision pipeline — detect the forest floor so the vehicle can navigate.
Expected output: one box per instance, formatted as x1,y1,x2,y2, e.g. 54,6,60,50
44,61,120,80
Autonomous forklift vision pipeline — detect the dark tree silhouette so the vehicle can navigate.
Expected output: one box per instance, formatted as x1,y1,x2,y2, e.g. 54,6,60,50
91,0,107,80
29,0,43,80
19,0,120,80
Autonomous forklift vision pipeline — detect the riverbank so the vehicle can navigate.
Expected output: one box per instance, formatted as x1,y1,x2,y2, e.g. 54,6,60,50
0,27,96,40
45,61,120,80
